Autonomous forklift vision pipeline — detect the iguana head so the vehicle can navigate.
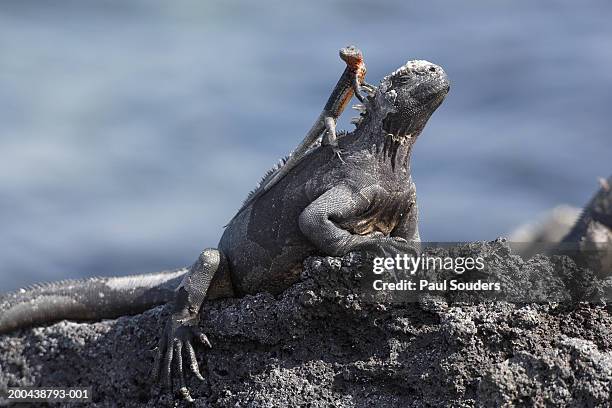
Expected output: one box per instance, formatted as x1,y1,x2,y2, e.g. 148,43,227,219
378,60,449,140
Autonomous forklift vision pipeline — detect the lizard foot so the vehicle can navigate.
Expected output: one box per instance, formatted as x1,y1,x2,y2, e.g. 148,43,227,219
152,313,211,402
332,146,346,164
361,82,377,97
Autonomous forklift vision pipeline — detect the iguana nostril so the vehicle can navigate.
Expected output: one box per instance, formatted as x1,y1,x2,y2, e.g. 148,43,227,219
428,66,436,72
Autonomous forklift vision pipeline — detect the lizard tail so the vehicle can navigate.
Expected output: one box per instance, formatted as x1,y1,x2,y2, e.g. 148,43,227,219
0,268,187,334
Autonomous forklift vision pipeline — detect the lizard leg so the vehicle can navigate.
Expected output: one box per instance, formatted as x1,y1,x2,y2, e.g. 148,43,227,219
361,81,377,97
353,75,365,103
321,116,345,163
152,248,231,401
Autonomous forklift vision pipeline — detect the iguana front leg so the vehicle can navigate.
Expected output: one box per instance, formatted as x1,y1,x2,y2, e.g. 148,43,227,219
153,248,232,402
299,185,418,257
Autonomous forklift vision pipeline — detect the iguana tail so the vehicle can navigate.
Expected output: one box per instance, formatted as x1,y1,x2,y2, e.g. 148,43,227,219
0,268,187,334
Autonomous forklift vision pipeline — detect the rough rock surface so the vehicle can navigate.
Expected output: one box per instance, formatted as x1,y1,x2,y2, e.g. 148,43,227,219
1,240,611,407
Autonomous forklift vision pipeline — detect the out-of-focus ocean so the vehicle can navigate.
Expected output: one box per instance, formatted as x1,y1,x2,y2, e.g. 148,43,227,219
0,0,610,291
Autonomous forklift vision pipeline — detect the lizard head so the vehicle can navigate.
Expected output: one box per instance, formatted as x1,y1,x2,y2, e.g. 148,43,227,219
339,45,364,70
376,60,450,140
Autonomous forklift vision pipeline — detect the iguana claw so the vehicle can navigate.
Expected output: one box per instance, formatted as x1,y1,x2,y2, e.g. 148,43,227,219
152,313,210,401
355,236,419,260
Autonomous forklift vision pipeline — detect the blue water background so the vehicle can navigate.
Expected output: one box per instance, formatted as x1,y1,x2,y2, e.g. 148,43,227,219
0,0,610,291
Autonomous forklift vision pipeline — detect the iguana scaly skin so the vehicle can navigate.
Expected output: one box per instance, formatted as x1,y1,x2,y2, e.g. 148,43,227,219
0,58,450,401
562,175,612,276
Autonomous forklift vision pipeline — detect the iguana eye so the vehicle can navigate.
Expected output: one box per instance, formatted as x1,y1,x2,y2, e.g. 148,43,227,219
394,74,413,86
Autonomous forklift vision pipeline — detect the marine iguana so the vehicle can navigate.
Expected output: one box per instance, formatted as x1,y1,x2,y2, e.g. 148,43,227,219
0,58,451,401
234,45,370,221
562,175,612,276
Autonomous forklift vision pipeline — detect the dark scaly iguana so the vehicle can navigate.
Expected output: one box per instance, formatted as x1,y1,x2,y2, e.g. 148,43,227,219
233,45,370,222
563,176,612,243
562,175,612,276
0,58,451,401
